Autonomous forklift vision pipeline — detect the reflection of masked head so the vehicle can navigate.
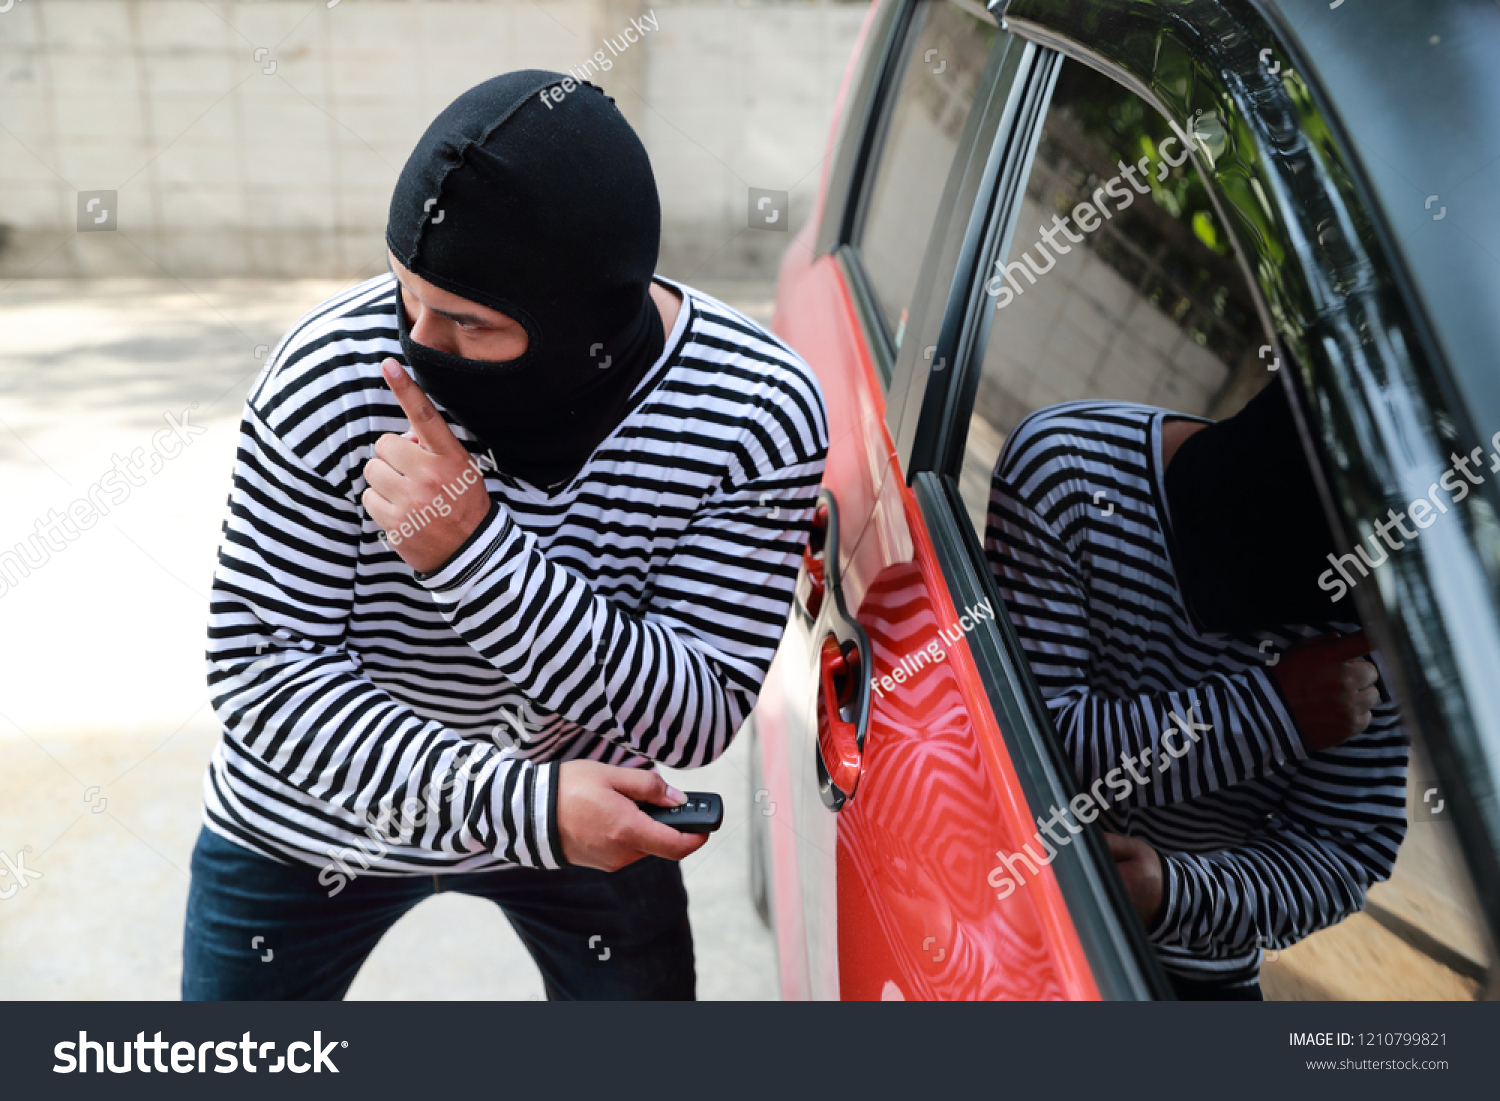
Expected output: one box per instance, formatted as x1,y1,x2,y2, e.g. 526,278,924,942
1163,379,1341,634
386,70,664,489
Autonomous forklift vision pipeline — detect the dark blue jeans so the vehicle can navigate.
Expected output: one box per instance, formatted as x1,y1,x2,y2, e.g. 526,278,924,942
181,826,695,1000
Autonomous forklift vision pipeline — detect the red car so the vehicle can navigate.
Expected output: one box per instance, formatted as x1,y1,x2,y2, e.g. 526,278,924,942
748,0,1500,1000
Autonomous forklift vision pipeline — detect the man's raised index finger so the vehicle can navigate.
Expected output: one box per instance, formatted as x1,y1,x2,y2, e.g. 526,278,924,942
381,358,462,454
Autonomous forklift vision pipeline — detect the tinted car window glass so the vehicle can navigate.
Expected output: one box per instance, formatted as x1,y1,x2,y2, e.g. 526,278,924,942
857,0,996,353
961,59,1490,1000
958,60,1261,532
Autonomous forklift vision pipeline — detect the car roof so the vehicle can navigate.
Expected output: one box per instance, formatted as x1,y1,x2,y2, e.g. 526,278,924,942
1263,0,1500,455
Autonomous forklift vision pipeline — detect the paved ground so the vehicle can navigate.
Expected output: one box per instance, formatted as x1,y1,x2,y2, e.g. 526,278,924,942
0,276,779,1001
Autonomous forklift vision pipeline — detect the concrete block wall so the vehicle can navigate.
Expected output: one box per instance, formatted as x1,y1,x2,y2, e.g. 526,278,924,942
972,192,1259,448
0,0,867,282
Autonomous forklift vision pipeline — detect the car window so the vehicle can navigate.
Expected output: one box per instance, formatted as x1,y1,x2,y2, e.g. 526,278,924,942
854,0,996,356
955,57,1492,1000
957,60,1263,533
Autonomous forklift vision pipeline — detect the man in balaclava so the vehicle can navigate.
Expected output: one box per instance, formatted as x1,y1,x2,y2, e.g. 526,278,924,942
984,377,1407,999
181,71,829,1000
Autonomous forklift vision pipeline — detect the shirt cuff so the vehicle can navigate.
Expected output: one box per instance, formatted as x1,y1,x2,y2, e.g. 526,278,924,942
547,760,566,868
495,759,566,870
1146,851,1183,944
414,499,521,597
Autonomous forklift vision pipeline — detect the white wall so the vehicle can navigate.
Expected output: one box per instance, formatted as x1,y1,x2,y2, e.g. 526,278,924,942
0,0,867,281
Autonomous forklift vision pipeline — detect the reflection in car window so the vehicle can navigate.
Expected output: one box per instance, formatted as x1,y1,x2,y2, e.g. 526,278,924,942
856,0,995,354
959,60,1261,535
961,59,1491,1000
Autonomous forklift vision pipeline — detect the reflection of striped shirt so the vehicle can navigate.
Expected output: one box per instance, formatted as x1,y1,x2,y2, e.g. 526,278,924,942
984,401,1407,987
202,273,827,874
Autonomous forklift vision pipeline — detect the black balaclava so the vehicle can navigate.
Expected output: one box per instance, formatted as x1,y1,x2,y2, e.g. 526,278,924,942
1162,378,1342,634
386,70,665,490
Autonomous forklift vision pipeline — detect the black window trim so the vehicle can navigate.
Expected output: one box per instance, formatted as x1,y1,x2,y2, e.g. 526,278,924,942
832,0,1011,393
835,249,897,388
892,38,1058,479
819,0,923,390
814,0,919,261
841,0,928,255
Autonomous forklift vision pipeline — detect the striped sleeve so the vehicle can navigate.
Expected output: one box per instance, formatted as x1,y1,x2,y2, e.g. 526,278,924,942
1149,716,1408,955
986,484,1307,807
417,393,829,769
206,402,563,869
983,401,1410,980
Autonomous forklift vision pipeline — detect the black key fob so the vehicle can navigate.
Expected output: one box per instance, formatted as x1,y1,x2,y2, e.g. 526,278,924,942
635,792,723,833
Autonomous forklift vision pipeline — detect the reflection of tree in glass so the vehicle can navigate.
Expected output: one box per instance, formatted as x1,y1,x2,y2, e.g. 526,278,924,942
1051,65,1226,255
1026,63,1257,366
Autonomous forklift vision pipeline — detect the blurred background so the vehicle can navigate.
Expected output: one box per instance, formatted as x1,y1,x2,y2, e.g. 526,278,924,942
0,0,1488,1002
0,0,865,1001
0,0,864,281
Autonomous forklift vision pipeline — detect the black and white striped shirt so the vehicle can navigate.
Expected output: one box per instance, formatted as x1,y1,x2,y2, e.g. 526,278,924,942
985,401,1407,986
202,273,828,874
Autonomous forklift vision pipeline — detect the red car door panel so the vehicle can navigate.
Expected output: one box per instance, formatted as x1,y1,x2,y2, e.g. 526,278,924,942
764,237,1098,998
838,468,1098,1000
773,236,892,569
759,235,889,999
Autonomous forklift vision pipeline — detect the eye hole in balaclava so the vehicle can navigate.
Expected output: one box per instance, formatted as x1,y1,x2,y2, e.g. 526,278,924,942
386,70,665,491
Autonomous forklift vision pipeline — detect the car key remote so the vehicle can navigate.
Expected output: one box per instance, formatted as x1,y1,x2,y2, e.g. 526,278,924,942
635,792,723,833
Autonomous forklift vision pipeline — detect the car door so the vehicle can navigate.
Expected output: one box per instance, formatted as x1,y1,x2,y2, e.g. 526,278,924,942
761,0,1165,1000
895,0,1500,999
